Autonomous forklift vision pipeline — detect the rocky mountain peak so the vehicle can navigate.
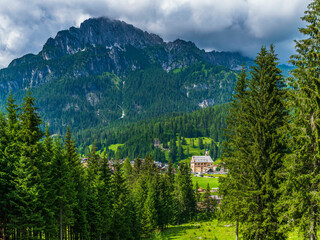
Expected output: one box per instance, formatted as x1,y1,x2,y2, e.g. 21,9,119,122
41,17,164,60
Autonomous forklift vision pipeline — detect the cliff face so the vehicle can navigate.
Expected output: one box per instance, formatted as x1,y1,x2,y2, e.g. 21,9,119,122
1,17,250,93
39,17,164,61
0,17,253,132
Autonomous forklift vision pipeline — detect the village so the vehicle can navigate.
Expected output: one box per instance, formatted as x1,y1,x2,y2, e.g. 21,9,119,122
81,146,226,208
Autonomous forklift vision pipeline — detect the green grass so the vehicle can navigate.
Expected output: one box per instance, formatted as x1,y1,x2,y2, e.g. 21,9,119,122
192,176,221,189
108,143,124,152
149,220,235,240
173,68,182,74
164,137,219,163
149,219,305,240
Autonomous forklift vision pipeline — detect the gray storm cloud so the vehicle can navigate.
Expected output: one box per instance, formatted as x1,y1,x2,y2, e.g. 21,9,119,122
0,0,310,68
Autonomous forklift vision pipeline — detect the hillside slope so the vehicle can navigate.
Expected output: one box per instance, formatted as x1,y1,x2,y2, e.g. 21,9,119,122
0,17,291,135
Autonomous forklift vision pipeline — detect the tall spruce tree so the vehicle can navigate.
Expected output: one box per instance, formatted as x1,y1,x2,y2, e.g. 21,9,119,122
51,139,75,240
39,125,57,238
175,163,197,223
220,46,288,239
280,1,320,239
98,154,113,240
3,93,21,239
64,127,88,240
0,112,9,239
111,164,136,240
219,67,248,240
202,183,215,219
86,144,102,240
12,91,44,238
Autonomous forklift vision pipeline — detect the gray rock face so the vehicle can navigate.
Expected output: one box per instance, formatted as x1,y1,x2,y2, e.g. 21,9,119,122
41,17,164,60
0,17,251,95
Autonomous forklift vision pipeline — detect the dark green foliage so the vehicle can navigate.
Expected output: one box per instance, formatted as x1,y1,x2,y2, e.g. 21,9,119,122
122,157,133,179
0,92,204,240
64,127,88,240
11,90,44,238
111,164,136,240
98,155,112,239
220,46,288,239
82,103,229,160
151,147,166,163
198,138,204,150
280,1,320,239
169,138,177,162
202,183,215,219
174,163,197,224
86,144,102,240
51,139,75,240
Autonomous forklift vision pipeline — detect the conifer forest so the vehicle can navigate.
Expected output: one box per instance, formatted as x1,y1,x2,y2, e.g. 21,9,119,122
1,0,320,240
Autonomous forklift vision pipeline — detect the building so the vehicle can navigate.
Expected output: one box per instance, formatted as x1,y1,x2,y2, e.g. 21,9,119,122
190,150,215,173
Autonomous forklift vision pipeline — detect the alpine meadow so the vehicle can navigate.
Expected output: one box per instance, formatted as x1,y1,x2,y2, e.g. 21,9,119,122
0,0,320,240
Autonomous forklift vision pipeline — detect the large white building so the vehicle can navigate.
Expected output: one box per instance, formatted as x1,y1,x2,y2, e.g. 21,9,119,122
190,151,218,173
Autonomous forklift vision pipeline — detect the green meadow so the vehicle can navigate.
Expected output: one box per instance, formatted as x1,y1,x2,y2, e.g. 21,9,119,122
149,220,305,240
192,176,221,189
149,220,236,240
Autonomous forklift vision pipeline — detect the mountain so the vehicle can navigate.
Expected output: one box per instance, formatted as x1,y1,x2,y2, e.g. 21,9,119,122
0,17,275,135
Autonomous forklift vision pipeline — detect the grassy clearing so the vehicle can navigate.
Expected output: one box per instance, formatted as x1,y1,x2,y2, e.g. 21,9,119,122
192,176,220,189
149,220,235,240
148,219,305,240
108,143,124,152
165,137,219,163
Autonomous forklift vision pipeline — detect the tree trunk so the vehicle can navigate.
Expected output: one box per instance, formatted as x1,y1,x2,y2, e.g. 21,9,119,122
60,207,63,240
309,209,317,240
236,221,239,240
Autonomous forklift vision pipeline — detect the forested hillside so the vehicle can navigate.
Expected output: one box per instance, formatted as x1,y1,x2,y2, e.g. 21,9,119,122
0,17,249,136
74,103,229,159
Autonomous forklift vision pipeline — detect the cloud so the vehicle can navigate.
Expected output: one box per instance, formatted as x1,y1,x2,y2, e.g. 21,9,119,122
0,0,311,68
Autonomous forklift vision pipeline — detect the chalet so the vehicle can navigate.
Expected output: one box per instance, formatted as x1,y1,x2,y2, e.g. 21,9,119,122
190,150,216,173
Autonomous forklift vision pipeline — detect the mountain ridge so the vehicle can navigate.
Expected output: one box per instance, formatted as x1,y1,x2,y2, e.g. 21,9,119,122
0,17,291,136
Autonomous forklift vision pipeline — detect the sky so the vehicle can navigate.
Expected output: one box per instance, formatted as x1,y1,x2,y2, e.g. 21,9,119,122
0,0,311,69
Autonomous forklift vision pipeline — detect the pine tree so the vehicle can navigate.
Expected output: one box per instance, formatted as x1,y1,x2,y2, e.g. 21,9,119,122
164,158,176,225
195,181,201,203
202,183,215,219
123,157,133,180
86,143,102,240
219,66,248,240
51,139,75,240
169,138,177,162
98,154,113,239
12,91,44,238
39,125,57,238
133,157,142,176
178,141,184,160
175,163,197,223
141,181,157,237
2,93,22,239
220,47,288,239
157,174,172,230
111,164,136,240
280,1,320,238
198,138,204,150
64,127,88,240
0,112,9,239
